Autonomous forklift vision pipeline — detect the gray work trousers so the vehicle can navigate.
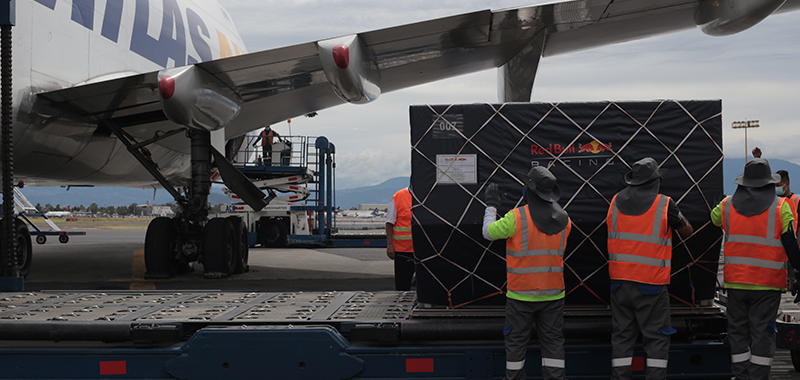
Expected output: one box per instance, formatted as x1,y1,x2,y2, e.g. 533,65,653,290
504,297,566,380
727,289,781,380
611,283,672,380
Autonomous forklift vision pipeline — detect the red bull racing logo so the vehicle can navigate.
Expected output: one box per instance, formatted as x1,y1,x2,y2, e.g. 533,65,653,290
530,141,613,156
530,140,615,169
577,141,613,154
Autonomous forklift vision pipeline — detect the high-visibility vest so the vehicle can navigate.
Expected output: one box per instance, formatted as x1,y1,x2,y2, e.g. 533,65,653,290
722,196,787,288
786,193,800,231
261,129,274,146
506,205,571,296
391,188,413,253
607,194,673,285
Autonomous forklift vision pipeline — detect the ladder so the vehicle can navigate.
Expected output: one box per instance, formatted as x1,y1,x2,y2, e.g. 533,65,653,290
14,187,61,231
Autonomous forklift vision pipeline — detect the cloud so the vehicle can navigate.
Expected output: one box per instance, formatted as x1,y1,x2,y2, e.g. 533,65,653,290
335,148,410,189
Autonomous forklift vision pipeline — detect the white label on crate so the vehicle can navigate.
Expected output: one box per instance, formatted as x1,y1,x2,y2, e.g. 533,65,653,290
436,154,477,184
432,114,464,139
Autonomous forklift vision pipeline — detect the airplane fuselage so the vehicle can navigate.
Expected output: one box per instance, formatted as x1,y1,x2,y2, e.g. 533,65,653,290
11,0,246,187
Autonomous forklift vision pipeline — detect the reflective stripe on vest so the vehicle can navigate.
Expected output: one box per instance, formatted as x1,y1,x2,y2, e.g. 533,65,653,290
392,188,414,252
505,205,570,296
788,194,800,231
722,196,787,288
607,194,673,284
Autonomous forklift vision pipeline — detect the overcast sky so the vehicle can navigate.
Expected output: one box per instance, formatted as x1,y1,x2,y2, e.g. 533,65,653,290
217,0,800,190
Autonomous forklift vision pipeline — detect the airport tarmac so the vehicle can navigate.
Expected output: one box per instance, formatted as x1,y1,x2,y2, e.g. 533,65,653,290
13,221,800,378
22,224,395,292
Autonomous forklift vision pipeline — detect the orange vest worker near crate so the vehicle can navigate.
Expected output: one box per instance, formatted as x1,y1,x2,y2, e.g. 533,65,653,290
711,158,800,380
482,166,571,380
606,157,693,380
386,187,415,291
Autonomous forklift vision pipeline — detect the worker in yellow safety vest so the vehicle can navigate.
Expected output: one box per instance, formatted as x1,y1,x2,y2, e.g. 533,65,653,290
711,158,800,379
607,157,693,380
482,166,571,380
386,187,415,291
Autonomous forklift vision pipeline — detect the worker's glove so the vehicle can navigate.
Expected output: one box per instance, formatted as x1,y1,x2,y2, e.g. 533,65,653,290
792,280,800,303
485,183,507,209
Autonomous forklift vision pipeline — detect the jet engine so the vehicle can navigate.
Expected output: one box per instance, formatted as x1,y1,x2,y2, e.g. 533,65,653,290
695,0,787,36
317,34,381,104
158,66,242,131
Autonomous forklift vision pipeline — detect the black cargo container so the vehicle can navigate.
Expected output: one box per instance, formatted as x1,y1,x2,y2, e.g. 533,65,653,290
410,101,724,307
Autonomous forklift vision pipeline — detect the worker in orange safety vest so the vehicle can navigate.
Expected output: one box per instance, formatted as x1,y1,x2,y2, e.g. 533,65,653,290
607,157,693,380
386,187,415,291
752,146,800,285
252,125,274,163
482,166,571,380
753,147,800,236
711,158,800,380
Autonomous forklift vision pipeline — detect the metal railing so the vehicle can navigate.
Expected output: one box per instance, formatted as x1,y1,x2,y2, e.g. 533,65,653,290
227,135,309,169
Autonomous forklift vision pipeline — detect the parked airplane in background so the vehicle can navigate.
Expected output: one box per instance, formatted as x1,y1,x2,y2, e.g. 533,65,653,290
43,211,71,218
340,208,386,219
2,0,798,278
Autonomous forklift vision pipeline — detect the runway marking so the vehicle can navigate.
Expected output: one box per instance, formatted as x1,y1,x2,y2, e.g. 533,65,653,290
130,249,156,290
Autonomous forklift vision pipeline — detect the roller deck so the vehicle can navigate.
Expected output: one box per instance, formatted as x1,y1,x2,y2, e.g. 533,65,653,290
0,290,734,379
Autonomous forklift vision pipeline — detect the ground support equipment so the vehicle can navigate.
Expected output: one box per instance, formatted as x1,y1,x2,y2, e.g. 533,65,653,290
0,290,731,379
13,187,85,245
220,135,385,248
0,187,85,278
774,291,800,371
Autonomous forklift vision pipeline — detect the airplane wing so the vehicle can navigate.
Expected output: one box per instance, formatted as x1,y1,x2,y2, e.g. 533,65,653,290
36,0,800,142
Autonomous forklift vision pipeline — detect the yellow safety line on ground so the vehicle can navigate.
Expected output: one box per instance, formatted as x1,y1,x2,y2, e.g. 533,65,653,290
130,248,156,290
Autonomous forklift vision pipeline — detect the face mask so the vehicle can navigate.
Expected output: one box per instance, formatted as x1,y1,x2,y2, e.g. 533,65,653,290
776,185,785,196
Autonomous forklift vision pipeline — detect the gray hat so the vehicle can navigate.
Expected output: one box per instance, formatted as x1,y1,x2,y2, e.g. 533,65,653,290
515,166,561,203
625,157,668,185
734,158,780,188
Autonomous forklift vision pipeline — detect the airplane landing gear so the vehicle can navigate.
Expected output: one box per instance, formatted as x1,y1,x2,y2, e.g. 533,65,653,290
144,217,180,279
0,218,32,278
202,218,236,278
106,125,250,280
12,219,31,278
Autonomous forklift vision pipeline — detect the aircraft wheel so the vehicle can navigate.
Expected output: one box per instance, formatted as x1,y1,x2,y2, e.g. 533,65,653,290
36,235,46,245
58,234,69,244
13,219,33,278
228,216,249,274
203,218,235,278
258,218,287,248
144,217,180,279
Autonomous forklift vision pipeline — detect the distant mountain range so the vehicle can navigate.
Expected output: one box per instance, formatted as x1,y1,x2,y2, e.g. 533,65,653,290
723,157,800,196
335,177,410,209
14,157,800,210
16,178,410,210
17,186,231,208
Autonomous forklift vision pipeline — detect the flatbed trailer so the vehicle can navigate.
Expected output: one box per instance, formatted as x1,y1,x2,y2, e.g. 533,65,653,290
0,290,730,379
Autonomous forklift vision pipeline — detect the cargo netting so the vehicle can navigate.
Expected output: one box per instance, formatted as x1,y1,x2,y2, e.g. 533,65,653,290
409,101,724,308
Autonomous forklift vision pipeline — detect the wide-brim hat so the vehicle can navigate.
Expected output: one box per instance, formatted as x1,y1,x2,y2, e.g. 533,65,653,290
515,166,561,203
625,157,668,185
734,158,781,188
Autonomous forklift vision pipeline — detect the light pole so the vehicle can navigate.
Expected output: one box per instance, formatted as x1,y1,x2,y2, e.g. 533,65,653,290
732,120,760,162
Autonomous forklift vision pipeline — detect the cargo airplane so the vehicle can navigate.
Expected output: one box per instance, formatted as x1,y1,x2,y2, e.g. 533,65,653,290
3,0,797,278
